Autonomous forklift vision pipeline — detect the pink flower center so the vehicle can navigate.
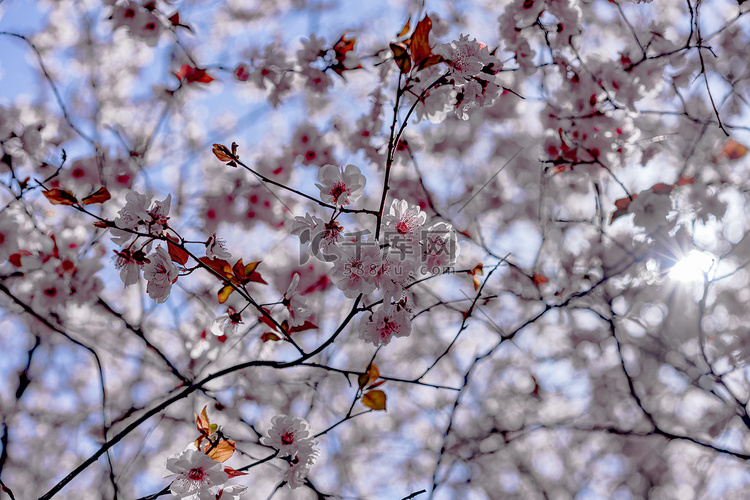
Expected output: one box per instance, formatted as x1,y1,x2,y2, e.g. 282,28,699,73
395,221,411,234
330,183,347,203
281,431,295,445
187,467,204,481
380,319,397,338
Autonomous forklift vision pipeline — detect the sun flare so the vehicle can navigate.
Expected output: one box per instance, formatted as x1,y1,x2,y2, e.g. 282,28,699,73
668,250,716,283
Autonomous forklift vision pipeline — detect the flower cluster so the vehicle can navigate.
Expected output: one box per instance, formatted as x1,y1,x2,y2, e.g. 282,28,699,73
164,449,247,499
106,0,164,47
293,166,460,346
261,415,320,489
110,191,181,302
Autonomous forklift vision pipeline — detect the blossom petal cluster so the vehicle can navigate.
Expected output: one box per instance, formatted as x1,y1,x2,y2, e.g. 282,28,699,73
292,193,460,346
315,164,366,206
261,415,320,488
164,449,231,498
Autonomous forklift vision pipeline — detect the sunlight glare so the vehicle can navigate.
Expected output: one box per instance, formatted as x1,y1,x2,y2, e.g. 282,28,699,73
668,250,715,283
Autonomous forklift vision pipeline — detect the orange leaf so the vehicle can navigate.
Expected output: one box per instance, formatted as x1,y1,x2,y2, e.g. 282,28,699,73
333,34,356,59
212,144,234,162
358,363,379,389
470,263,483,276
411,15,433,66
390,43,412,73
207,439,235,463
81,186,111,205
362,390,387,411
717,138,748,161
218,284,233,304
43,188,78,206
243,260,261,276
396,17,411,37
533,273,549,285
196,406,210,434
676,176,695,186
472,274,481,291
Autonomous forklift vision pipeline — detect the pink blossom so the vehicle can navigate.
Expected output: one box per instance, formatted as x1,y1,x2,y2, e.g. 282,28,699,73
360,305,411,346
434,34,498,85
315,164,366,207
142,246,179,303
206,233,231,260
260,415,313,456
164,449,228,497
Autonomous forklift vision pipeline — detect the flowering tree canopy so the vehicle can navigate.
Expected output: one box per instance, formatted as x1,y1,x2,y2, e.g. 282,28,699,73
2,0,750,498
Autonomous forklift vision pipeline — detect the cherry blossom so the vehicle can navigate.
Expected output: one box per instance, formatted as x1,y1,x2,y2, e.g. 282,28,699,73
164,449,228,498
315,164,366,207
282,438,321,489
284,273,311,327
209,307,242,337
291,213,344,262
360,305,411,346
434,35,499,86
111,191,172,246
421,222,460,274
628,188,674,233
142,246,179,303
113,248,149,286
205,233,231,260
330,241,380,298
260,415,320,489
260,415,313,457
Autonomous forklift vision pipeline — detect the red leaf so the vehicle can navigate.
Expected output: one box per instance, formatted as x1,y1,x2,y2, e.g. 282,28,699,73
261,332,281,342
411,15,433,66
287,321,318,334
611,196,635,222
651,182,674,195
166,234,189,265
81,186,111,205
366,379,386,391
224,466,248,478
175,65,214,84
258,308,278,332
199,257,234,280
42,188,78,206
